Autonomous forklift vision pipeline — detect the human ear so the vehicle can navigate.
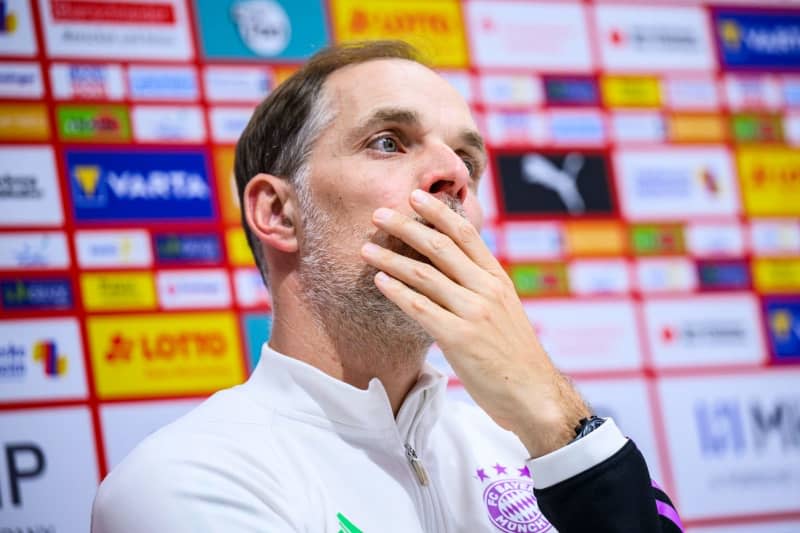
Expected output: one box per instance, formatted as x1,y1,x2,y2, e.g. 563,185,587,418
243,173,298,253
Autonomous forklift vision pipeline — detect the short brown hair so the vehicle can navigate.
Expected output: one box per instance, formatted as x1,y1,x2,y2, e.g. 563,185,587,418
234,40,424,287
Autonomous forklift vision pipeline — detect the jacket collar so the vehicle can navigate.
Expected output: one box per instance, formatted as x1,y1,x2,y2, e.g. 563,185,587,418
243,343,448,440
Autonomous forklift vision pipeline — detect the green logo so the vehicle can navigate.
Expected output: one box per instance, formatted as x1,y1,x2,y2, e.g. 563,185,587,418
336,512,363,533
56,105,130,142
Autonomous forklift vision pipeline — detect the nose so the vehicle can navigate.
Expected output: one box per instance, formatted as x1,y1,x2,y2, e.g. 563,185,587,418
417,142,470,204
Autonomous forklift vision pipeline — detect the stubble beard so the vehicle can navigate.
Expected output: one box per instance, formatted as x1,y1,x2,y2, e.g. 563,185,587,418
296,186,466,369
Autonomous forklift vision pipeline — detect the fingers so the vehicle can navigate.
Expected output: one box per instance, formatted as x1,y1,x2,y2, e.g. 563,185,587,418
409,189,504,276
371,206,488,292
361,241,476,316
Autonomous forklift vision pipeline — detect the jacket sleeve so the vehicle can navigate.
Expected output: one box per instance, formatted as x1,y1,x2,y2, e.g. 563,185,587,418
529,420,683,532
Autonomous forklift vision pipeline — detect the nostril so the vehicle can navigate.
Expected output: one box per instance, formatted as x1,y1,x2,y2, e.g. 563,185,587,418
429,180,450,194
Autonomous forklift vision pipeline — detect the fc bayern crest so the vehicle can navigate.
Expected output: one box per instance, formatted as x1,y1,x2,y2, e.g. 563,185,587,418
476,463,554,532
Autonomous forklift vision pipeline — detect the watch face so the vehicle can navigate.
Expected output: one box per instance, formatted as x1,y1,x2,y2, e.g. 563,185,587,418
574,416,605,441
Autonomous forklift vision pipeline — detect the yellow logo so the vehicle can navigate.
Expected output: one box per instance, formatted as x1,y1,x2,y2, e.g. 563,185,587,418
601,76,661,108
73,165,102,197
753,259,800,293
737,147,800,216
80,271,156,311
564,222,625,256
87,312,245,399
330,0,468,68
667,114,727,143
213,147,241,225
719,20,742,51
0,104,49,140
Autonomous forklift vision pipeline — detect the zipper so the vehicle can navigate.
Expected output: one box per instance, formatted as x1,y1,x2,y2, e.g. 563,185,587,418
405,443,429,486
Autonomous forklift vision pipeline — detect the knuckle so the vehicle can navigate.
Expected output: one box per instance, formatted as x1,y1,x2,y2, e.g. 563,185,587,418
412,262,436,282
464,298,491,322
428,232,451,253
456,219,479,243
411,294,430,313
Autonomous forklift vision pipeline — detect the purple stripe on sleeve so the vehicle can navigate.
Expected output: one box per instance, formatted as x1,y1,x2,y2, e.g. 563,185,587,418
651,479,662,491
655,499,684,531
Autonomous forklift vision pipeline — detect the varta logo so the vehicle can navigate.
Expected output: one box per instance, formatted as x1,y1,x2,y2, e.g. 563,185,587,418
73,165,210,200
719,20,742,51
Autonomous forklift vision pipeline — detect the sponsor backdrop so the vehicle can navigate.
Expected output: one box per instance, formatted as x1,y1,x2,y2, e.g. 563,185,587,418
0,0,799,530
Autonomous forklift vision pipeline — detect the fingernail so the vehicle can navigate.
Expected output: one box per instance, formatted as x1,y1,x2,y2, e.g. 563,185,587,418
375,271,391,284
361,242,380,256
374,208,392,221
411,189,428,204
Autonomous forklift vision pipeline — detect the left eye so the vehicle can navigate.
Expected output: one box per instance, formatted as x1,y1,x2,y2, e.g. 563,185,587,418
462,157,475,177
370,136,399,152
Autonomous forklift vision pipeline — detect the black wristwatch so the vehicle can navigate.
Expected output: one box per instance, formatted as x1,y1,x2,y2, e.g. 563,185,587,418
571,415,605,442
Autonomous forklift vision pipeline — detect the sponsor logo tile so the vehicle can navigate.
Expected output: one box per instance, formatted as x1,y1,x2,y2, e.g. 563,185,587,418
615,147,739,221
39,0,193,60
154,233,222,265
56,104,130,142
662,76,720,110
724,74,782,110
736,147,800,216
197,0,328,61
645,294,764,368
333,0,464,67
0,146,64,227
714,9,800,70
595,5,715,71
212,146,241,225
156,269,231,309
563,221,626,256
508,263,568,297
1,278,73,310
667,114,727,143
0,232,70,270
0,62,43,98
784,112,800,146
504,223,563,261
658,371,800,519
630,224,685,255
601,76,661,108
567,259,630,296
0,0,37,56
67,149,214,222
131,105,205,143
765,297,800,360
547,110,605,145
80,271,156,311
203,65,272,102
479,74,541,108
496,151,614,217
783,76,800,107
609,112,666,144
75,229,152,268
0,408,98,531
465,1,592,70
0,103,49,140
0,318,87,401
696,259,751,291
750,219,800,256
636,257,697,293
753,258,800,293
731,113,784,143
523,299,642,371
87,312,245,398
50,63,125,100
485,111,546,146
209,106,252,143
128,65,198,101
543,76,598,107
233,267,271,308
685,222,745,258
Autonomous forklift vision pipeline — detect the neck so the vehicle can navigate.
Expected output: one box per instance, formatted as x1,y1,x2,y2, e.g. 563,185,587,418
267,272,429,416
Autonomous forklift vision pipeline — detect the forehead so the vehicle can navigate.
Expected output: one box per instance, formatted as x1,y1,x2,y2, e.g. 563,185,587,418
323,58,476,132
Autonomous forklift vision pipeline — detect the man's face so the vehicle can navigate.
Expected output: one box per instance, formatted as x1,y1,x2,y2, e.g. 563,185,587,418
296,58,487,354
303,58,486,266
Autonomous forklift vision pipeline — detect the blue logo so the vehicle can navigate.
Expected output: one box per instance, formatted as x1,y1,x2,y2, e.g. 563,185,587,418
714,10,800,69
697,260,750,291
549,113,605,144
1,279,73,310
543,76,598,106
243,313,272,371
765,298,800,360
128,67,198,100
67,150,215,222
154,233,222,264
195,0,329,60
